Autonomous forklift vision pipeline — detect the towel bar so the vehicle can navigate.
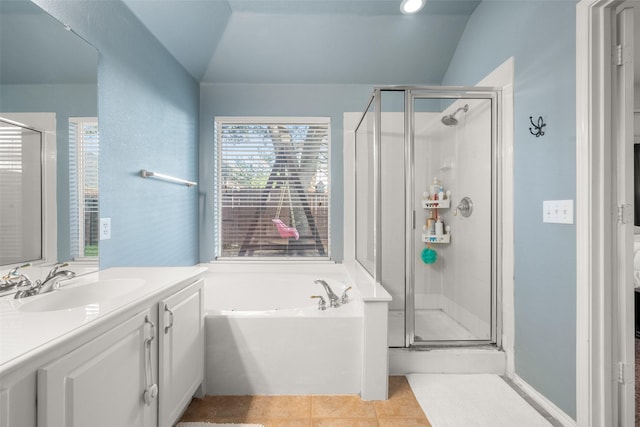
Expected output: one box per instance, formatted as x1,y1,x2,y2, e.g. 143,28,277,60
140,169,197,187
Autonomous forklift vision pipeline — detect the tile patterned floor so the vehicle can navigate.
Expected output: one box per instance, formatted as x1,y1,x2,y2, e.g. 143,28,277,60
178,376,431,427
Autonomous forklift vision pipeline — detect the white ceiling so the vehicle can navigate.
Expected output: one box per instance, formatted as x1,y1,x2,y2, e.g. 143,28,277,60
122,0,481,84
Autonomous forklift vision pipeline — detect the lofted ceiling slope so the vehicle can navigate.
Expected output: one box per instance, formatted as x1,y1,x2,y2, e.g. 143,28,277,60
1,1,98,84
122,0,480,84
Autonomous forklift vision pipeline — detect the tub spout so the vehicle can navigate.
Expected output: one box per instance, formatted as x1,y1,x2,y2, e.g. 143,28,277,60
314,279,340,308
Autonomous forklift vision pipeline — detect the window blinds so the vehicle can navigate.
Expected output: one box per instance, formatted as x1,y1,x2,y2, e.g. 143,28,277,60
69,118,99,259
215,118,330,258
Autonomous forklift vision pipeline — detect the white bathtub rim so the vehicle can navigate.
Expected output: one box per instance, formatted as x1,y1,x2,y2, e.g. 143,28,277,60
201,267,363,317
199,260,391,303
205,299,362,318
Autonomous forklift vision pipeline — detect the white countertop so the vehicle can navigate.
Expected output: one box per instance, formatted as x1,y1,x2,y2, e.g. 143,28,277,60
0,266,205,374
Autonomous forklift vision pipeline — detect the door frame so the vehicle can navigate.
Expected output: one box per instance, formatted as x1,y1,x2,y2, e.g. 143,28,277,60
576,0,636,425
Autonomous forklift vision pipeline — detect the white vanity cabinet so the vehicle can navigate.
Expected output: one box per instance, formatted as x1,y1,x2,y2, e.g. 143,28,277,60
37,308,158,427
0,372,37,427
0,268,206,427
158,279,204,427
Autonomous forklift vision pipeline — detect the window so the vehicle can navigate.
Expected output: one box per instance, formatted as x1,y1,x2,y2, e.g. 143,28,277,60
215,117,330,258
69,117,99,259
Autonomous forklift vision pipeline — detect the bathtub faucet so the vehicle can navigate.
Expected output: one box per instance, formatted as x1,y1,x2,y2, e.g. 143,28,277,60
314,279,340,308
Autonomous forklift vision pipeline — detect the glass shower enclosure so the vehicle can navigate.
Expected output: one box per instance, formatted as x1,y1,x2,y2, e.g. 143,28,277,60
354,87,501,347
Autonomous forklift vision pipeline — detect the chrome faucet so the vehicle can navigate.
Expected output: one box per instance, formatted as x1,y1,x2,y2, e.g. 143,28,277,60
314,279,340,308
1,263,32,293
39,265,76,294
14,263,75,299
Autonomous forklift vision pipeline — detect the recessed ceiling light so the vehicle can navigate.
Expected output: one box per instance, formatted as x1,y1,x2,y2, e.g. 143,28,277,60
400,0,425,14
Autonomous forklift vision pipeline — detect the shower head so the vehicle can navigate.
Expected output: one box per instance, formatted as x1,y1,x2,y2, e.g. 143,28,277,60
441,104,469,126
441,115,459,126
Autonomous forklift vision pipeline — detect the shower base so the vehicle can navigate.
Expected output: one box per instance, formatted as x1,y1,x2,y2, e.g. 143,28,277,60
387,309,504,375
389,309,486,343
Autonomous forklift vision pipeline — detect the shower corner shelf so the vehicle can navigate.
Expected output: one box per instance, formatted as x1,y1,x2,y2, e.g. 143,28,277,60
422,199,450,209
422,233,451,244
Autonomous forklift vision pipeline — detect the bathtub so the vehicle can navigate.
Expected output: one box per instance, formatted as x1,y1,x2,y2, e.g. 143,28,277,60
202,264,364,395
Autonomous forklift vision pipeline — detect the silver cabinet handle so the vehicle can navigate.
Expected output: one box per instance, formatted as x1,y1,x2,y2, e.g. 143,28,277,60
164,305,174,334
143,315,158,406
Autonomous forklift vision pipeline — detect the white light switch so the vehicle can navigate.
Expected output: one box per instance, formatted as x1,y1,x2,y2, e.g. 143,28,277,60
100,217,111,240
543,200,574,224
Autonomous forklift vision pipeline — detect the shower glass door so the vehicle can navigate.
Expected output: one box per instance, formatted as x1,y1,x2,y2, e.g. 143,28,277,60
408,90,498,346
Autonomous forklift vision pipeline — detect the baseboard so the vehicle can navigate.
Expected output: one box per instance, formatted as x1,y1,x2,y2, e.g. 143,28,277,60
510,373,576,427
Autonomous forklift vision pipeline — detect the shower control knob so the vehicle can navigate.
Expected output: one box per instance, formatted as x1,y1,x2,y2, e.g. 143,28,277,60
455,197,473,218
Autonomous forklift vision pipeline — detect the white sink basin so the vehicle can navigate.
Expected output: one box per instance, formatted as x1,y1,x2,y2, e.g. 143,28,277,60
17,279,146,312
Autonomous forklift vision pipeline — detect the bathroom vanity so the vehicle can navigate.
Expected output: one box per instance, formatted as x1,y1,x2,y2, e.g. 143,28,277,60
0,266,205,427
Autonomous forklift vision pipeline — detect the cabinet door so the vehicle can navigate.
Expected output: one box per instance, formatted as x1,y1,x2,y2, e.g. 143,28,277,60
37,309,157,427
0,372,37,427
158,279,204,427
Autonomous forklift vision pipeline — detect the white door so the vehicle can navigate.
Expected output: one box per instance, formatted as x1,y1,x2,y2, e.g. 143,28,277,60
613,3,636,426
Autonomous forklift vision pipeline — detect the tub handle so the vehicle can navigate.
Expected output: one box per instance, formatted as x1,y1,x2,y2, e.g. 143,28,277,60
310,295,327,310
341,286,352,305
164,305,174,334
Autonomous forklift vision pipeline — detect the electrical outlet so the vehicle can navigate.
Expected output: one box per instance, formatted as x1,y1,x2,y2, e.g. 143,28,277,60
100,217,111,240
542,200,573,224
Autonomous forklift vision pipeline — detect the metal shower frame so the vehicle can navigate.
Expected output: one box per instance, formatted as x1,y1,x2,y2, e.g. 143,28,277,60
354,85,503,348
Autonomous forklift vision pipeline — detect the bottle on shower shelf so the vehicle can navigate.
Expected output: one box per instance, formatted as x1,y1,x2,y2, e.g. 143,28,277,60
430,177,441,199
426,210,436,235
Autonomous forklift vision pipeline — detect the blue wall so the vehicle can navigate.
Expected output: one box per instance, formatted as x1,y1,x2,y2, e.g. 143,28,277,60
199,83,375,263
34,0,200,268
443,1,577,418
0,83,97,262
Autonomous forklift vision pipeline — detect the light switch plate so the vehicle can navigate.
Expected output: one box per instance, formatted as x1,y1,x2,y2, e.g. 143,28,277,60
543,200,574,224
100,217,111,240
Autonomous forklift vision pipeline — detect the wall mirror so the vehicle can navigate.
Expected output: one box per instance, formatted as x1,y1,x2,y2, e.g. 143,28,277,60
635,113,640,228
0,1,99,270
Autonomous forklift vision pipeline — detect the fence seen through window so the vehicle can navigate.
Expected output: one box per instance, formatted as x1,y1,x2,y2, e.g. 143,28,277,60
69,117,99,259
